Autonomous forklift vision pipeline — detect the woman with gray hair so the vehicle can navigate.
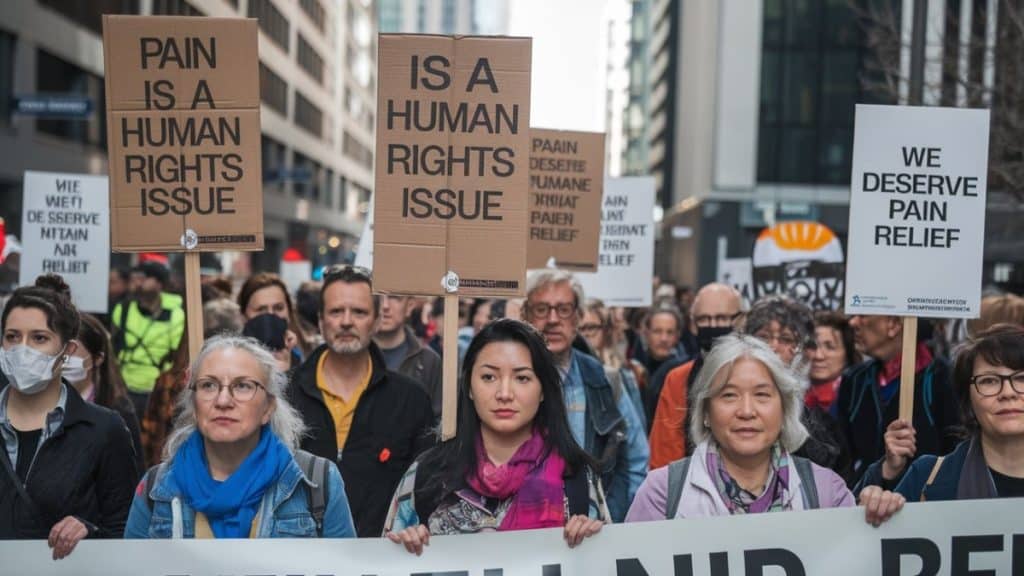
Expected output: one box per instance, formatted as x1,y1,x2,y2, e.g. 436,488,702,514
124,335,355,538
626,334,903,523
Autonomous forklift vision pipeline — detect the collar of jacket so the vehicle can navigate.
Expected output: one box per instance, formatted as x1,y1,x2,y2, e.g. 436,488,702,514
401,325,425,358
296,341,389,399
685,441,803,514
572,350,624,437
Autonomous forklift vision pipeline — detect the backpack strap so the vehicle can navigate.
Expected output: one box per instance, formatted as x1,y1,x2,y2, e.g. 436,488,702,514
565,466,590,517
294,450,329,536
792,456,819,509
665,457,691,520
921,456,945,502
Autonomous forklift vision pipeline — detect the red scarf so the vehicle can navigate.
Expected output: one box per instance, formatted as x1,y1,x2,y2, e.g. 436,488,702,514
466,430,566,531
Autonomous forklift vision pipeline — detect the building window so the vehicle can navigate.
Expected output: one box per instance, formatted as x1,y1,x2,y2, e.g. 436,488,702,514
297,35,325,85
293,151,323,201
299,0,326,33
249,0,290,52
35,49,106,148
0,30,14,129
259,62,288,116
261,135,287,187
442,0,457,33
379,0,403,32
417,0,427,32
757,0,894,185
294,92,323,137
37,0,139,36
343,131,373,170
151,0,203,16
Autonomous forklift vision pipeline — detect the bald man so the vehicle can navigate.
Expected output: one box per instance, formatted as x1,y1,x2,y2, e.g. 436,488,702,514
646,283,744,468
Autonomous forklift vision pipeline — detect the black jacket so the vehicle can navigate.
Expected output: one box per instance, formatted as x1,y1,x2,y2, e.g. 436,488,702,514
0,384,139,539
288,343,435,537
392,325,443,420
835,357,960,486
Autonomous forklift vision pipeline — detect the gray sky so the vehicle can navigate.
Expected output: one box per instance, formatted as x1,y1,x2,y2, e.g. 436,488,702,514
508,0,610,133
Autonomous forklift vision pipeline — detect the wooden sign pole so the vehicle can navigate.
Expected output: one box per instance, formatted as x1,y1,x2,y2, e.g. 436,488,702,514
441,293,460,440
898,316,918,422
183,252,205,362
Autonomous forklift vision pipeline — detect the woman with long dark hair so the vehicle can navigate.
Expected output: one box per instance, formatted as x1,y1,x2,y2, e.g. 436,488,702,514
383,319,609,555
65,313,144,472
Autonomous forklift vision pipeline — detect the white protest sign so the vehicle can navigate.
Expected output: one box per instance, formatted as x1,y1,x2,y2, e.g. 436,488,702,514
3,499,1021,575
576,176,655,307
718,257,753,306
280,260,312,295
845,104,989,318
354,196,374,269
19,171,110,313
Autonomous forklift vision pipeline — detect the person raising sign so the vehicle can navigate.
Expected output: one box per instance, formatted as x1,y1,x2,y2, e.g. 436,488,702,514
383,320,609,555
856,325,1024,502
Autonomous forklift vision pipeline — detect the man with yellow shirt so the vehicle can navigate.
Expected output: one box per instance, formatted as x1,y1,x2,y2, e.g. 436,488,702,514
288,265,434,537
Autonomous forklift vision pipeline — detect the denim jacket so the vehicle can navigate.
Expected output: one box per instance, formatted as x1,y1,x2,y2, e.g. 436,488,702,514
123,453,356,538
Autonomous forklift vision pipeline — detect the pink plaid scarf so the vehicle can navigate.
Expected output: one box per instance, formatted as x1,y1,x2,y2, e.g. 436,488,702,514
466,430,566,531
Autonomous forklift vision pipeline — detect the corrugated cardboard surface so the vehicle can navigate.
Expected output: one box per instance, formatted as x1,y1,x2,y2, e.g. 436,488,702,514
374,34,531,297
526,128,605,271
103,16,263,252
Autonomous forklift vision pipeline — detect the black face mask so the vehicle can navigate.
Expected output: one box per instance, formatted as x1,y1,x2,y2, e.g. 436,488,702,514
697,326,733,354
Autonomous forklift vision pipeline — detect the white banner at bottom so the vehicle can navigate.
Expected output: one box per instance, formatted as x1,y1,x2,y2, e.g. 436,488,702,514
3,499,1022,575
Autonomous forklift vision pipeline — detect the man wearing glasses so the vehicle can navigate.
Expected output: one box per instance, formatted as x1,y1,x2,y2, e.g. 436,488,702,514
648,283,744,468
287,266,435,537
835,314,959,487
521,270,649,522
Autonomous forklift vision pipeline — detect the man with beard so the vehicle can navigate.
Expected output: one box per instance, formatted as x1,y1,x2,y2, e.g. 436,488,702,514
647,283,744,468
288,265,434,537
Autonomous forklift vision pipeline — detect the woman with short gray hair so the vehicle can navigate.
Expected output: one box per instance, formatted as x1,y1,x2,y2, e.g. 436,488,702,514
626,334,903,523
124,335,356,538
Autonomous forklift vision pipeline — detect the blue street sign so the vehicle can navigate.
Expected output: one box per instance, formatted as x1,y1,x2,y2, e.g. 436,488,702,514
13,95,93,118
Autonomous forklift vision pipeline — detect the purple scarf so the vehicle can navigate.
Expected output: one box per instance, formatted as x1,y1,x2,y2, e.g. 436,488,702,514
466,430,566,531
707,443,791,514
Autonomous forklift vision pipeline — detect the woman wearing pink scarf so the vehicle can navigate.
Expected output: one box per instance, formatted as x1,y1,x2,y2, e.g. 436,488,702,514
384,319,610,555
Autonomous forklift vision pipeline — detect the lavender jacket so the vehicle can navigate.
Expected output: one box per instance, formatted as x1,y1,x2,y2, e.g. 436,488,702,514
625,441,854,521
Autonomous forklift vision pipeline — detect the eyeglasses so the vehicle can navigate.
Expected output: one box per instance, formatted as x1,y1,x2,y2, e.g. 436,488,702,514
579,323,603,335
528,302,577,320
191,379,266,402
693,312,742,328
970,371,1024,397
753,331,799,349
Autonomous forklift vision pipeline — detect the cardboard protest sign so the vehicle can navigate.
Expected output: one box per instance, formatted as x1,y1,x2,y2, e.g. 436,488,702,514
576,177,655,306
103,16,263,252
374,34,531,297
751,221,845,310
846,104,989,318
19,171,110,313
527,129,604,271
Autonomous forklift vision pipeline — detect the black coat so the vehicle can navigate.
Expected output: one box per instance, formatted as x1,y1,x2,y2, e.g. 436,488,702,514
288,343,435,537
835,357,960,486
0,384,139,539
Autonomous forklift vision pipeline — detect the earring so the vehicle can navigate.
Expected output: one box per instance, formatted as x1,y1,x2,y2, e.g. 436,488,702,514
703,420,710,428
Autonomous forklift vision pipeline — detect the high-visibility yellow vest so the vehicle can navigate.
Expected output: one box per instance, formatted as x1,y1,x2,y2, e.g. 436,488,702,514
112,296,185,394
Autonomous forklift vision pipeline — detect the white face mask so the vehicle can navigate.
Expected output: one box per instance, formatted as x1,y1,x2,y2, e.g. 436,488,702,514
0,345,65,395
62,355,89,385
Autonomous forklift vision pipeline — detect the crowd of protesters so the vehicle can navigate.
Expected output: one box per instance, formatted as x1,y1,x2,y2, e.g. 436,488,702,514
0,260,1022,560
